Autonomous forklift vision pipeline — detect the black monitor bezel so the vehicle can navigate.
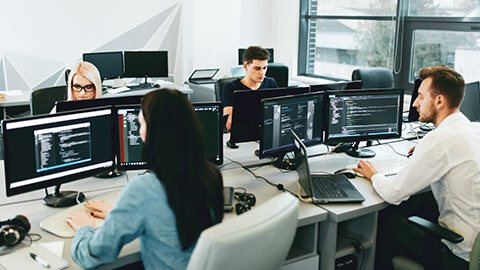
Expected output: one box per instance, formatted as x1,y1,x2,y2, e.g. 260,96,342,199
238,48,274,65
259,92,324,158
2,106,116,197
460,81,480,122
325,88,404,144
82,51,124,80
230,86,310,144
192,101,224,165
55,95,143,113
310,80,362,93
124,51,168,78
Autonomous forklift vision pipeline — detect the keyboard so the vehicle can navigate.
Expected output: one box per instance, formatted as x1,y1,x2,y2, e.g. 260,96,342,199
40,189,121,238
346,158,408,177
311,175,347,198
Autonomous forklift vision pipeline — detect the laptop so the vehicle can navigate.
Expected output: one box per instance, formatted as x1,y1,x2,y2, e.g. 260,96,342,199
292,130,365,203
188,68,219,84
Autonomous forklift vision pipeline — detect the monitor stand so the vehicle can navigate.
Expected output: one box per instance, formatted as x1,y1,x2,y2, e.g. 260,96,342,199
95,169,124,178
43,185,85,208
226,140,239,149
255,150,296,170
272,153,296,170
345,141,376,158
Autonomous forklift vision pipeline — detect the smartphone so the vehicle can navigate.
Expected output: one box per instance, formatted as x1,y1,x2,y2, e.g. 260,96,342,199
223,186,234,211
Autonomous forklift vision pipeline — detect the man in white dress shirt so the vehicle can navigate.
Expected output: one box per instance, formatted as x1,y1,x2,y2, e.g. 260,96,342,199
354,64,480,269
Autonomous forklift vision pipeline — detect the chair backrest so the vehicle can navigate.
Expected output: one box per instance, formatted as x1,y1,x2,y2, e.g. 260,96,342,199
351,67,394,89
214,77,242,102
266,63,289,87
186,193,299,270
30,85,67,115
470,231,480,270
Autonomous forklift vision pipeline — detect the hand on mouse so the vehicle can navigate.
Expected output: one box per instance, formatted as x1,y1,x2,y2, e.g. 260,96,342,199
352,160,378,182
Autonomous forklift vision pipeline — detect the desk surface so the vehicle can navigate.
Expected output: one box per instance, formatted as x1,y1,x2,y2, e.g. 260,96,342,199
0,130,418,269
0,84,193,109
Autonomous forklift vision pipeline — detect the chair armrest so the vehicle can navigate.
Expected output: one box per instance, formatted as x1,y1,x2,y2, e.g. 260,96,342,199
407,216,464,244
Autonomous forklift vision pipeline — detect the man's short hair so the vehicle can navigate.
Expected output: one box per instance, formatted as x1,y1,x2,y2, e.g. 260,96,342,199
242,46,270,64
419,64,465,108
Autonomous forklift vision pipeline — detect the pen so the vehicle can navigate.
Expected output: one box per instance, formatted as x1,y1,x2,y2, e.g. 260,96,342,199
30,252,51,269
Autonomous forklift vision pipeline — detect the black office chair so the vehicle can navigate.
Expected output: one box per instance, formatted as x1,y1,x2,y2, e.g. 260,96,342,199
266,63,289,87
391,216,479,270
30,85,67,115
214,77,242,102
351,67,394,89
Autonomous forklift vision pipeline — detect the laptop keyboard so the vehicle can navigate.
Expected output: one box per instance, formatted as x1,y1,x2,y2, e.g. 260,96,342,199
311,175,348,198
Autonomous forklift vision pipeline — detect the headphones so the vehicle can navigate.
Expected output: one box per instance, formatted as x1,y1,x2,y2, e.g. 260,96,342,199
0,215,30,247
234,192,256,215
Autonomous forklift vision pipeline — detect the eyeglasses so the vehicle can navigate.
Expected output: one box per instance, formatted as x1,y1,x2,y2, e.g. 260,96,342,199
72,84,95,92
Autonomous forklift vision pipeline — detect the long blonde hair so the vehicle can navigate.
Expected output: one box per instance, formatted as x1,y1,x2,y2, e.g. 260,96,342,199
67,61,103,100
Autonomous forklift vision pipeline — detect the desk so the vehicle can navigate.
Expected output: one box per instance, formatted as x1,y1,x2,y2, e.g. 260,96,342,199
0,127,418,269
0,85,193,119
222,132,417,270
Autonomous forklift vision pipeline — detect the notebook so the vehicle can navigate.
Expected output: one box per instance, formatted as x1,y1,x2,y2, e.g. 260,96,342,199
188,69,219,84
292,130,365,203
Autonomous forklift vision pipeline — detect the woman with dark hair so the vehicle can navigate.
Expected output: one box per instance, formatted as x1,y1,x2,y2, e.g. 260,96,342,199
66,89,224,269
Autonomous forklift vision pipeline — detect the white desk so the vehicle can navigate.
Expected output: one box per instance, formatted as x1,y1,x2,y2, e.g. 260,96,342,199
222,131,417,270
0,125,418,269
0,84,193,119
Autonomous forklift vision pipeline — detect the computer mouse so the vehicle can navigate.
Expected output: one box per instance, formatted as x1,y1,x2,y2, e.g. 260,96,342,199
334,168,356,179
153,84,160,88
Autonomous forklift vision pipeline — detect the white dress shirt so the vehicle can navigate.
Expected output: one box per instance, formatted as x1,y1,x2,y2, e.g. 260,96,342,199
371,112,480,261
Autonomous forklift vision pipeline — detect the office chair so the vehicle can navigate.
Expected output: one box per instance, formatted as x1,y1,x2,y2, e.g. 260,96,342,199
30,85,67,115
351,67,394,89
391,216,479,270
186,192,299,270
214,76,242,102
266,63,289,87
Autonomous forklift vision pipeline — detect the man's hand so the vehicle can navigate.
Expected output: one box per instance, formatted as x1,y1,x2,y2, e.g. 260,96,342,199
352,160,379,181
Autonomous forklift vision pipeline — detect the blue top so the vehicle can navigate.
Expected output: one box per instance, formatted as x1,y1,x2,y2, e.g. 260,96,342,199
71,173,193,270
222,77,278,107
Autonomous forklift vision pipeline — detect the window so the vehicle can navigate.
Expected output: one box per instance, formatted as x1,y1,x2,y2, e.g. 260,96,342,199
299,0,480,88
299,0,397,80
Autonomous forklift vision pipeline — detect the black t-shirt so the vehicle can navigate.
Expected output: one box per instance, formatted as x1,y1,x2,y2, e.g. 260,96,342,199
222,77,279,107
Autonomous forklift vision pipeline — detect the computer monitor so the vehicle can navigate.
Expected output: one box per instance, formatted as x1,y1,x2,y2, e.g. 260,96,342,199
259,92,324,168
310,80,362,92
116,105,145,170
56,95,143,113
230,87,310,144
238,48,274,65
325,88,404,157
115,102,224,170
407,79,422,122
193,102,224,165
124,51,168,84
2,107,114,207
460,81,480,122
83,51,124,80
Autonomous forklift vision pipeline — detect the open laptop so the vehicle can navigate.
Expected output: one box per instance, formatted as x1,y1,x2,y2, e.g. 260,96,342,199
292,130,365,203
188,68,219,84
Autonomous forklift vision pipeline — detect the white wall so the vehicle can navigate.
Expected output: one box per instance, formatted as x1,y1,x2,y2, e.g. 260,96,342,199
0,0,302,91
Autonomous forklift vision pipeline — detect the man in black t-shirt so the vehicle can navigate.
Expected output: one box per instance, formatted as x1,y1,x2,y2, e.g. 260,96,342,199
222,46,278,131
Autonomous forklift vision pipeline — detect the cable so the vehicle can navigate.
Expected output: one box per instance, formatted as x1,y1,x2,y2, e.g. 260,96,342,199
338,231,366,270
224,157,297,197
296,177,313,203
376,140,408,157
